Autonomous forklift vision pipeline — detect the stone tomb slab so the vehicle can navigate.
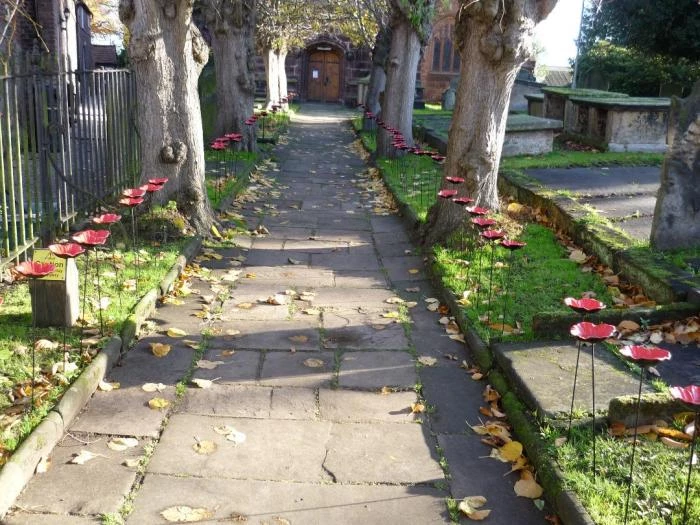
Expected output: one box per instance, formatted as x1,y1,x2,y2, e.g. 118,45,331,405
126,475,450,524
190,349,260,384
146,414,332,482
438,434,547,525
492,341,652,418
324,422,444,484
319,389,420,423
259,351,335,388
338,351,416,389
13,434,144,516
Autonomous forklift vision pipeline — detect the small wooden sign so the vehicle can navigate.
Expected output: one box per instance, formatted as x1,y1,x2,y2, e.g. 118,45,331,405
32,249,66,281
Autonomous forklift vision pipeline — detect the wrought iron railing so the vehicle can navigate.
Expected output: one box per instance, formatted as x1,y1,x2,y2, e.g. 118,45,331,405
0,59,139,269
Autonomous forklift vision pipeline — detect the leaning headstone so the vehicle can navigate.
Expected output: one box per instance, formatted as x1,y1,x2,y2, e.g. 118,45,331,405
441,87,456,110
650,81,700,249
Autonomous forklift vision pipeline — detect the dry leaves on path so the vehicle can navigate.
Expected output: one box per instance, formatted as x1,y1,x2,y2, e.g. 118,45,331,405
458,496,491,520
160,505,214,523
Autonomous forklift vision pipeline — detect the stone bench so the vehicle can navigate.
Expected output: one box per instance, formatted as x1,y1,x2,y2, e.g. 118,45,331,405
414,113,563,157
542,87,628,133
568,96,671,153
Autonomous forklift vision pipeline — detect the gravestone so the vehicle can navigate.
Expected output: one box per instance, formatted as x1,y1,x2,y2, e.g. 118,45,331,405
441,78,458,111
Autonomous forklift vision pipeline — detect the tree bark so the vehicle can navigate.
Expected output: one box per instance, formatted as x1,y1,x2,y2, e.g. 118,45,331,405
422,0,557,246
650,81,700,250
263,47,280,108
365,27,390,115
375,4,425,158
119,0,215,235
276,48,288,107
202,0,257,151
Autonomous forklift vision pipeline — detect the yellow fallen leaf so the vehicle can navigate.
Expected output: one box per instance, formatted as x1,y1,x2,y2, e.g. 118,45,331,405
236,302,254,309
161,505,214,523
382,311,400,319
142,382,167,393
506,455,529,475
408,268,420,274
192,439,217,455
499,441,523,462
411,402,426,414
617,320,640,332
471,372,484,381
289,335,309,343
150,342,172,357
148,397,170,410
303,358,325,368
210,224,223,239
220,350,236,357
166,327,187,338
98,380,120,392
507,202,524,214
569,250,587,263
191,378,215,389
660,436,688,449
514,472,544,499
458,496,491,520
417,356,437,367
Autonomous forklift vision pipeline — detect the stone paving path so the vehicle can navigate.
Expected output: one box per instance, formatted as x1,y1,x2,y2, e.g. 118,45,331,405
5,105,548,525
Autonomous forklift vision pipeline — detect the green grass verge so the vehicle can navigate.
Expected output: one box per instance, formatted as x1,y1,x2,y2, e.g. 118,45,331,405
501,149,664,170
434,223,612,341
551,425,699,525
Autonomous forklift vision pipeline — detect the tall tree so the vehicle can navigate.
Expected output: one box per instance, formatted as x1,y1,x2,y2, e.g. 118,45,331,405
119,0,215,234
376,0,435,157
256,0,313,109
200,0,257,151
650,81,700,250
423,0,557,245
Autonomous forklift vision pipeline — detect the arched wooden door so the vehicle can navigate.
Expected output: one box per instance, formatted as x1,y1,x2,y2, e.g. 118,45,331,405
307,51,340,102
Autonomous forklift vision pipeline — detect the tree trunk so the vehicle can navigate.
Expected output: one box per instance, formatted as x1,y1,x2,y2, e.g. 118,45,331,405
263,47,280,108
277,49,288,107
203,0,256,152
375,8,422,157
365,28,390,115
650,81,700,250
119,0,215,235
422,0,558,246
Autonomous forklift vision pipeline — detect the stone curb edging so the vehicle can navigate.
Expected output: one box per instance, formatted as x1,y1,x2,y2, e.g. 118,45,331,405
497,171,698,304
0,235,203,519
350,126,596,525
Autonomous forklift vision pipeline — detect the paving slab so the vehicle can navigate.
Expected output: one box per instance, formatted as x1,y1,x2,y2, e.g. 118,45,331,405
127,475,450,525
338,351,416,389
614,215,653,241
319,389,420,423
259,351,335,388
492,341,654,418
382,255,427,282
190,348,260,384
420,365,485,434
324,316,410,351
179,384,271,418
438,434,548,524
312,287,396,307
332,270,389,288
373,230,412,245
311,252,381,271
235,266,335,287
376,241,419,257
70,384,176,437
579,194,656,219
207,319,320,351
13,434,144,515
147,415,332,482
270,386,318,419
239,248,311,268
324,422,444,484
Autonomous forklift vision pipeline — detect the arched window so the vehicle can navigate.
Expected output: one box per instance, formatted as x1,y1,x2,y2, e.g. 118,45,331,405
432,38,442,71
431,23,460,73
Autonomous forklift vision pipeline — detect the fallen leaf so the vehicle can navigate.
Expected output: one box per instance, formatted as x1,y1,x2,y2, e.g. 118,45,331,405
382,311,400,319
196,360,225,370
554,437,567,447
35,339,59,351
385,297,405,304
107,437,139,451
142,382,167,393
569,250,587,263
192,439,217,455
499,441,523,462
225,429,247,445
303,358,325,368
302,308,321,315
160,505,214,523
514,472,544,499
417,356,437,367
98,380,120,392
617,320,640,333
266,294,289,305
471,372,484,381
69,450,102,465
167,327,187,338
191,378,215,389
150,343,172,357
148,397,170,410
483,385,500,402
289,335,309,344
405,287,420,293
122,458,141,468
236,302,254,309
609,421,626,437
449,334,466,343
226,329,241,336
408,268,420,274
220,350,236,357
654,426,693,442
411,402,426,414
458,496,491,520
